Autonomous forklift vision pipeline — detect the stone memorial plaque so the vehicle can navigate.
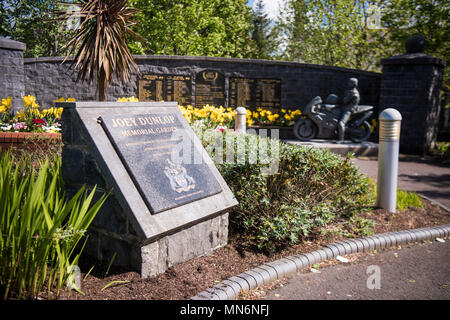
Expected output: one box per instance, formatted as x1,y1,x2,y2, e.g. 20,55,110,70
195,70,226,107
99,111,222,214
229,77,281,109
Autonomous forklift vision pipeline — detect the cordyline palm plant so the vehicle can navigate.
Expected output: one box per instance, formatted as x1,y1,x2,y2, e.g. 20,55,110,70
59,0,142,101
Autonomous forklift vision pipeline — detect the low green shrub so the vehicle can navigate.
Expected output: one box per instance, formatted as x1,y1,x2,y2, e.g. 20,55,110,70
367,177,425,211
195,127,373,252
0,150,108,299
396,190,424,211
430,141,450,160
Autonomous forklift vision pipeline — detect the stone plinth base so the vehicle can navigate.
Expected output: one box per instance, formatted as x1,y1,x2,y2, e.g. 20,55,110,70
83,212,228,278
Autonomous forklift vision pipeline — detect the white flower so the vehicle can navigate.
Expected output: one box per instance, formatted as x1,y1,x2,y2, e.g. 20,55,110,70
43,125,62,133
1,125,12,131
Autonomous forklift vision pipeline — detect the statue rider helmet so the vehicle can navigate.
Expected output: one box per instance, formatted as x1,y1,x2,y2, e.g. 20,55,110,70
348,78,358,89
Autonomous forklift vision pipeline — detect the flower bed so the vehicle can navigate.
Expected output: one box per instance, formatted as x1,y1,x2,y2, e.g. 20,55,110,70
179,105,302,129
0,95,66,154
1,95,303,153
0,95,69,133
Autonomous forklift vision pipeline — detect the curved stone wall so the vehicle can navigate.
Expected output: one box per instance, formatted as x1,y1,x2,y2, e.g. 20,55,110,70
23,55,381,111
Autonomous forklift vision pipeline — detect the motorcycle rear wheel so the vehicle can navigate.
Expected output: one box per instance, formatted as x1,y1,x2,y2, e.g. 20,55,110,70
293,118,318,141
349,121,371,143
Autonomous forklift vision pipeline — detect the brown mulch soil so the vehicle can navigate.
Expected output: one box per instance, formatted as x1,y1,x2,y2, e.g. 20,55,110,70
52,198,449,301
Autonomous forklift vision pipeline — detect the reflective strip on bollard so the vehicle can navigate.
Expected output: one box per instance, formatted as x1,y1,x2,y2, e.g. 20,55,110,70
379,120,401,142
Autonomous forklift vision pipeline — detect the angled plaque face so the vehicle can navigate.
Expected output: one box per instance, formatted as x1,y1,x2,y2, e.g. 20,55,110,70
99,111,222,214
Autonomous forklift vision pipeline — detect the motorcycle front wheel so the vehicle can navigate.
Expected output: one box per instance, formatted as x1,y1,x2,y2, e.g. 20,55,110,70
349,121,371,143
293,118,317,141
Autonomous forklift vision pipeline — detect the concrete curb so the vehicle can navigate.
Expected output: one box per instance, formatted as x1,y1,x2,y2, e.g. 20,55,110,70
190,224,450,300
417,193,450,213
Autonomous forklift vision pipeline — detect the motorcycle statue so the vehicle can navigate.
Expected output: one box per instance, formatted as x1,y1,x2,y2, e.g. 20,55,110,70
293,94,374,143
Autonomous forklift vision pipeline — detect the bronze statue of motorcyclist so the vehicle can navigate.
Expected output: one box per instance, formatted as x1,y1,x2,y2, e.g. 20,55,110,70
293,77,373,143
336,77,360,144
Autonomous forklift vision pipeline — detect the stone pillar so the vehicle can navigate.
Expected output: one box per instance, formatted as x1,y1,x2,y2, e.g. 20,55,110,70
379,36,446,155
0,38,26,110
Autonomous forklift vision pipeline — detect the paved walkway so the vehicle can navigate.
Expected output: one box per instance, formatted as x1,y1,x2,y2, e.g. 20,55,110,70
264,241,450,300
351,155,450,210
263,154,450,300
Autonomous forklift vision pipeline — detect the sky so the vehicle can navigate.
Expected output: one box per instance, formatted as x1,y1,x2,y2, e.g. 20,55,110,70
247,0,284,20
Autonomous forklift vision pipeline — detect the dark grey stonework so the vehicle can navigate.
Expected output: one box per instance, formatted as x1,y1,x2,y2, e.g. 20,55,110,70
379,53,446,155
0,38,25,110
23,55,381,113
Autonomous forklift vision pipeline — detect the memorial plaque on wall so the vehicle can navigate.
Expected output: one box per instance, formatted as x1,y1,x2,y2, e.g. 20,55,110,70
229,78,257,108
138,74,165,102
195,70,226,107
165,75,192,106
138,74,192,106
229,78,281,109
99,112,222,214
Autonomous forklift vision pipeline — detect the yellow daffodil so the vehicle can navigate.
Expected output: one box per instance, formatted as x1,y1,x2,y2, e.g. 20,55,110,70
31,108,41,118
16,110,26,121
1,97,12,109
23,95,36,108
65,97,76,102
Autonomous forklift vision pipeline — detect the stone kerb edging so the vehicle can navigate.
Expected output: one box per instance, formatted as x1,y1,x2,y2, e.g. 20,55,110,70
191,224,450,300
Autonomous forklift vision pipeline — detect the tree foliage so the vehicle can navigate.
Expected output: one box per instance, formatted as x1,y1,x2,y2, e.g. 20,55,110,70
276,0,448,74
250,0,278,59
380,0,449,92
276,0,389,71
129,0,254,57
381,0,449,60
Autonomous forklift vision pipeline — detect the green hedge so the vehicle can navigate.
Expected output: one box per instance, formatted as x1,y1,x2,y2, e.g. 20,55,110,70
195,126,373,252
